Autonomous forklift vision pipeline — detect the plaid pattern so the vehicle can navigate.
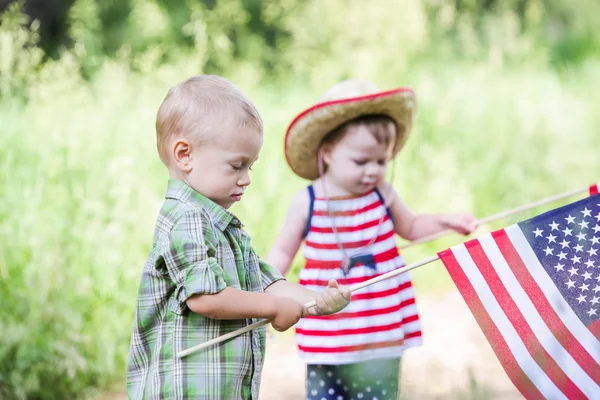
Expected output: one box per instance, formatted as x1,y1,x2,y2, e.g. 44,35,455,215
127,180,284,400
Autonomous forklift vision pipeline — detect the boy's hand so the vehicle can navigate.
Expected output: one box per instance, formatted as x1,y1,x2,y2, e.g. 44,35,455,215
309,279,352,316
442,213,477,235
271,297,306,332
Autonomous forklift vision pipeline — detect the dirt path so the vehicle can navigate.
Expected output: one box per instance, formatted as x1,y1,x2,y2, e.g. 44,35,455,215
259,290,522,399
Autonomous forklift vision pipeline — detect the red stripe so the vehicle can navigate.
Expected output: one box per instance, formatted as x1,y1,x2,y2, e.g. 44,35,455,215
306,229,395,250
350,283,408,301
309,216,387,233
296,320,404,337
589,320,600,340
465,240,585,398
312,199,381,217
493,230,600,385
590,184,599,196
298,338,407,354
401,313,420,325
304,301,410,321
438,248,546,400
304,248,399,271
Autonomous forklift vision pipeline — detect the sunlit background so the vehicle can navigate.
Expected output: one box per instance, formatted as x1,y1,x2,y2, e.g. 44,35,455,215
1,0,599,398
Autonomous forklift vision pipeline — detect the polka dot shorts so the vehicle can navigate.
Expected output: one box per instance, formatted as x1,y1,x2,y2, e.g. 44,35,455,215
305,358,400,400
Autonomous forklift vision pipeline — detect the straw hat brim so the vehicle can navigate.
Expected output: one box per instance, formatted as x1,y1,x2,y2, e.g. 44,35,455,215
284,88,416,180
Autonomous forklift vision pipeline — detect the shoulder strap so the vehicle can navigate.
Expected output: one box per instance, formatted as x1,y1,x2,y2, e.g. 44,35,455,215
373,187,394,224
302,185,315,238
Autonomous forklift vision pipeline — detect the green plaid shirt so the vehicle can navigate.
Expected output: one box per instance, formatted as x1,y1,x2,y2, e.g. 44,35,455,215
127,180,284,400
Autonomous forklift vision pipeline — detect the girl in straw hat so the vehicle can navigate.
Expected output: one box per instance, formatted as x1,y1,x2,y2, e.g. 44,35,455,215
266,80,476,400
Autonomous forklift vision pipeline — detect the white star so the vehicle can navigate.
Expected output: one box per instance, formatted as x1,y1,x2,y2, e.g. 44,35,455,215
579,220,590,229
591,296,600,305
543,246,554,256
594,225,600,234
587,308,597,317
553,263,565,272
566,215,576,224
595,212,600,222
549,221,560,231
533,228,543,237
574,244,584,253
596,275,600,283
546,234,557,243
594,285,600,293
559,239,570,249
577,294,587,303
583,271,593,280
585,260,595,269
580,283,590,291
563,227,573,237
591,237,600,245
566,279,576,289
571,255,581,264
568,266,579,276
588,248,598,257
582,208,592,218
558,251,567,260
576,232,587,241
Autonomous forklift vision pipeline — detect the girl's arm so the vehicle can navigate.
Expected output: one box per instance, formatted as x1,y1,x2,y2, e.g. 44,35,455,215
382,182,476,241
265,189,309,275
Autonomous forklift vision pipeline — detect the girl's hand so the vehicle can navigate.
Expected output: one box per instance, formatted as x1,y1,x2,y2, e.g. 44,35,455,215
442,213,477,235
309,279,352,316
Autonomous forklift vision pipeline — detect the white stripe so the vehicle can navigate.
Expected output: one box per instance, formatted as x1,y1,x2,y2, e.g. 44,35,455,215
299,346,410,365
506,225,600,364
312,193,379,211
452,243,566,399
306,220,394,244
297,304,418,331
310,208,387,228
297,327,405,347
479,234,599,396
299,257,406,282
301,278,414,302
303,238,397,261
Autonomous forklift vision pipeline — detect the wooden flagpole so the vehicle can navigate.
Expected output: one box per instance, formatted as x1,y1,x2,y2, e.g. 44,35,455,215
177,255,440,358
398,184,591,250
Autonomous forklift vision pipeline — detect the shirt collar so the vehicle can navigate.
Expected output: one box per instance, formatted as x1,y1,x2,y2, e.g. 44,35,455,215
164,180,241,231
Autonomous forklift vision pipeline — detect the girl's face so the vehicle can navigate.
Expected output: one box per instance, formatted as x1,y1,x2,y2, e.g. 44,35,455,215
321,125,390,195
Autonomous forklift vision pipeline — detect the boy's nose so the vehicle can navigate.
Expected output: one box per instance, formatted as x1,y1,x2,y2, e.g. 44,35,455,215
238,171,251,187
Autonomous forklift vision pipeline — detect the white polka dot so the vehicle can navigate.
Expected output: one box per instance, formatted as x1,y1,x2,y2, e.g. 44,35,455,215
328,388,335,395
319,380,325,387
358,393,364,399
311,389,318,396
352,382,357,388
376,380,381,385
309,371,316,377
373,397,379,400
327,371,333,377
366,386,371,392
344,386,348,391
337,396,343,400
321,398,327,400
336,378,342,385
382,389,387,395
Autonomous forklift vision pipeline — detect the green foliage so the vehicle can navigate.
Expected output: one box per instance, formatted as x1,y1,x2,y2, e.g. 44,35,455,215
1,0,599,398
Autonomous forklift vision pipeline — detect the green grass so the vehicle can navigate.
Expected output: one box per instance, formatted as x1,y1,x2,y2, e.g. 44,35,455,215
1,56,600,398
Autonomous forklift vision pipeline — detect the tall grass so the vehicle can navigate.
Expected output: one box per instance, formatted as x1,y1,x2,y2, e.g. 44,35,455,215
1,37,600,400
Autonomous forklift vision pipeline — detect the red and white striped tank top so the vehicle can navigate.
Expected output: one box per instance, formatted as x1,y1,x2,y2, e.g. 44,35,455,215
295,185,423,365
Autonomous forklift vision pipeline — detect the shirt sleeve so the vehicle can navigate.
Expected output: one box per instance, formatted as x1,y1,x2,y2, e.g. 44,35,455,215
164,210,227,314
258,259,285,290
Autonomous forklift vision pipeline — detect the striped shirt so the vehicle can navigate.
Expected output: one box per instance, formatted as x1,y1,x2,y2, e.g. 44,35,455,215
127,180,284,399
295,186,422,365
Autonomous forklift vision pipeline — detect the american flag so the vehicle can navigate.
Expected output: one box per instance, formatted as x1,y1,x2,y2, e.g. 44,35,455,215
438,195,600,399
591,181,600,196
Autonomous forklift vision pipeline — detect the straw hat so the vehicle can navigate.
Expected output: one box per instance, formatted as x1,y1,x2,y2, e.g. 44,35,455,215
284,79,416,180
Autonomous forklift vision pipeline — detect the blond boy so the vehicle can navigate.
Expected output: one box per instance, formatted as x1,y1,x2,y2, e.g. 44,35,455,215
127,75,351,400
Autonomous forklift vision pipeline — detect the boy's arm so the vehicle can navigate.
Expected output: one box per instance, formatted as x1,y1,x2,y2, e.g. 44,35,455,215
265,190,309,275
265,279,351,316
186,288,284,319
383,182,477,240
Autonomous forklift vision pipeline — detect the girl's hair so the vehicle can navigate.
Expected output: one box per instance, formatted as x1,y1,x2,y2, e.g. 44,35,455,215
321,115,397,150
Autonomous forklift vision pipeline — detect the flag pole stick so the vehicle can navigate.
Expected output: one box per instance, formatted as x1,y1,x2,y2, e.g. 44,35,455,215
177,254,440,359
398,185,591,250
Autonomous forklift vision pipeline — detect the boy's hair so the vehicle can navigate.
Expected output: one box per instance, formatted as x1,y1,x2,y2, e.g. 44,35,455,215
322,115,397,151
156,75,263,164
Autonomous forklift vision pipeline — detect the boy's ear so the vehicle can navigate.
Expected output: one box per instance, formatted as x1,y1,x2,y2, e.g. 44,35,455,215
319,145,332,165
173,139,192,172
